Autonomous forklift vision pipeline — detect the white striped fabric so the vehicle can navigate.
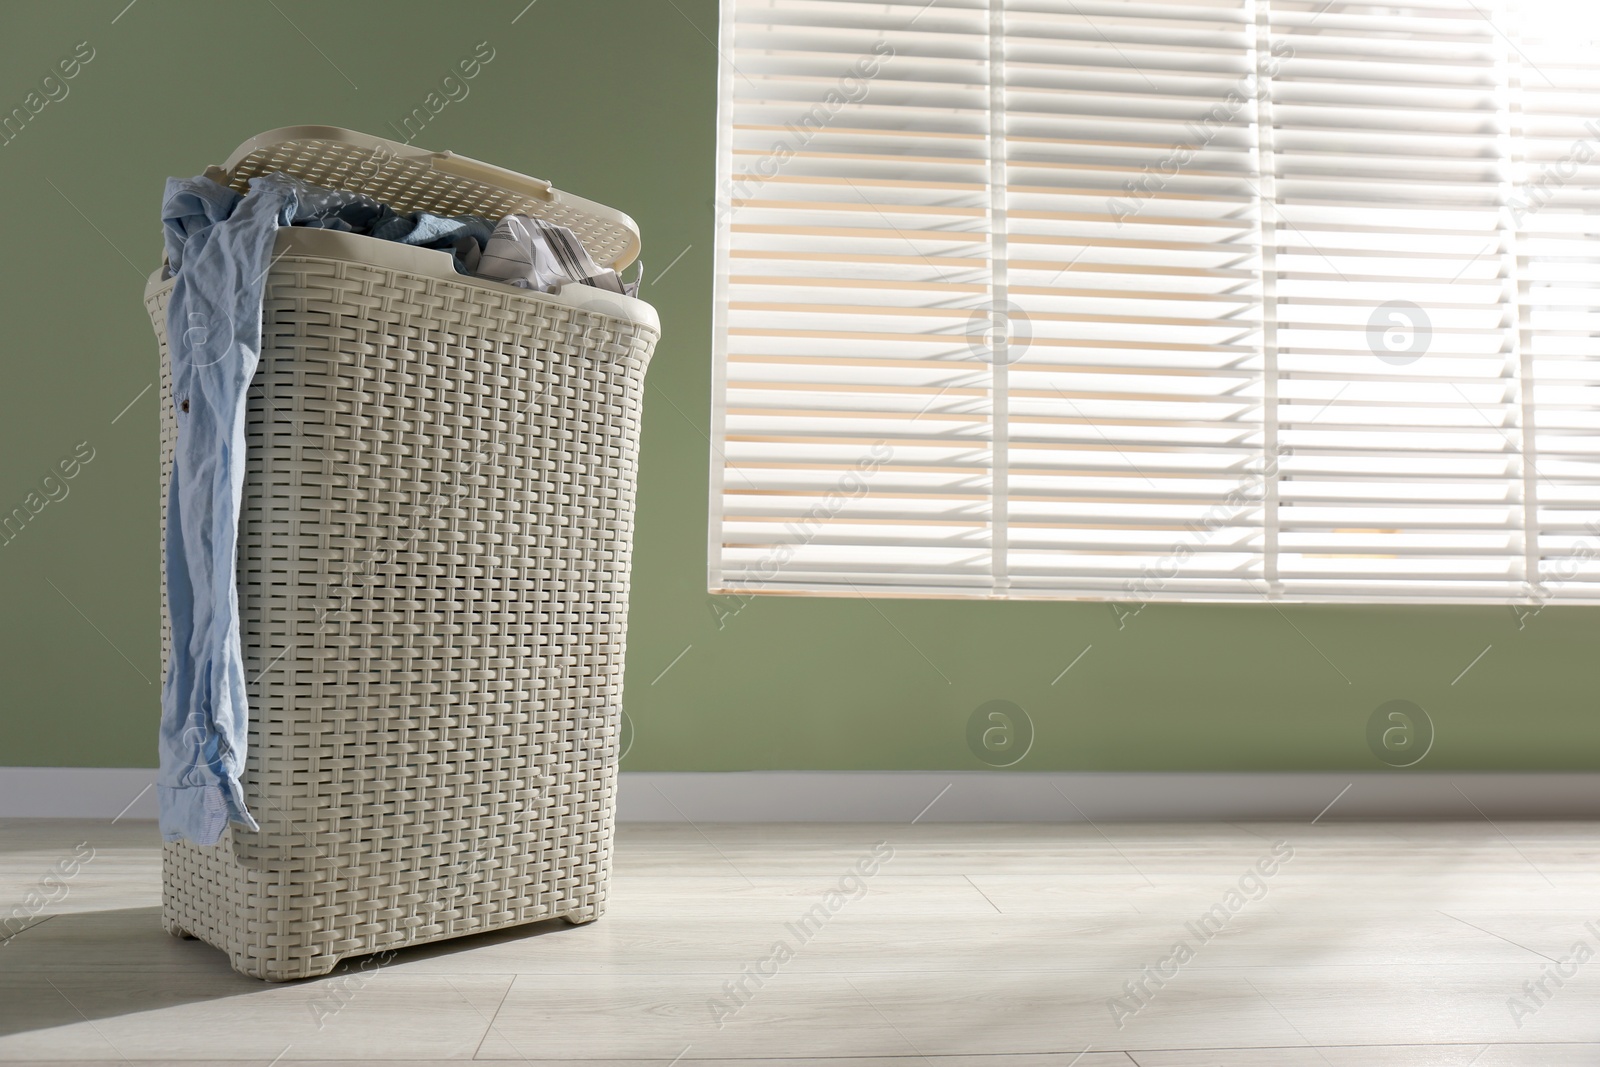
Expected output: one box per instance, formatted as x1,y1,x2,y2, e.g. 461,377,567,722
709,0,1600,604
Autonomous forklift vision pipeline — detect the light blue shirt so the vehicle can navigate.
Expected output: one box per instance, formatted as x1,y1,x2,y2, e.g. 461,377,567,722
158,174,303,844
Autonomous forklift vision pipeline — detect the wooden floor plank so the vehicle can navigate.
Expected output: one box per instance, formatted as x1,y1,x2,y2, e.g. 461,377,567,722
0,819,1596,1063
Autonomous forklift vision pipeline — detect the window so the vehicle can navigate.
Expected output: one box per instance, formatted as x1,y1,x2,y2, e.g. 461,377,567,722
709,0,1600,604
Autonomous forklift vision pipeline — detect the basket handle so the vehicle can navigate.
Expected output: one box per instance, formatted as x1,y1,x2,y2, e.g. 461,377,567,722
421,151,553,201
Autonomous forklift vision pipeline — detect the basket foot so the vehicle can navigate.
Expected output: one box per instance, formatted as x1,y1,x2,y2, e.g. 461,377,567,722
164,920,197,941
241,954,343,982
562,908,600,926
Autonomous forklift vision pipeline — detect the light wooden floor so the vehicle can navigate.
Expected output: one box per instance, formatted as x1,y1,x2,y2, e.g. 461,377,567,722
1,818,1597,1065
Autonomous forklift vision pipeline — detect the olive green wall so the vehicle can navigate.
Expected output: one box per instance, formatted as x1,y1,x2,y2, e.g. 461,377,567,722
1,0,1594,773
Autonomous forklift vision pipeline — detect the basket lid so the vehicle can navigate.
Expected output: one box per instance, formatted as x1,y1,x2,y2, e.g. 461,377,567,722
217,125,641,271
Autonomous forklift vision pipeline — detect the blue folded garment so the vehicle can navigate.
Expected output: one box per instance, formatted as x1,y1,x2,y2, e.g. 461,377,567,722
371,210,494,272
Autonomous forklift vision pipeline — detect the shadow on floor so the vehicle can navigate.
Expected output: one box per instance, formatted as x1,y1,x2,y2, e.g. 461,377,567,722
0,904,575,1038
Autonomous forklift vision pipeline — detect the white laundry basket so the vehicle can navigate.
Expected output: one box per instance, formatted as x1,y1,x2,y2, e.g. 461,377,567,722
145,127,659,981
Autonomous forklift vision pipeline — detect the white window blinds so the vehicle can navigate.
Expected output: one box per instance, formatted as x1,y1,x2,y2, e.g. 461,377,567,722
709,0,1600,604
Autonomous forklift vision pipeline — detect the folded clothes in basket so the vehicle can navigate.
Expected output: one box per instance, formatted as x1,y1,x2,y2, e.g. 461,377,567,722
479,213,636,295
169,172,640,295
157,170,637,846
284,177,497,273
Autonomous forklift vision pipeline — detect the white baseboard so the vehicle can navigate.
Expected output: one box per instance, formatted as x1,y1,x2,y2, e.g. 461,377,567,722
3,768,1598,822
618,771,1600,821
